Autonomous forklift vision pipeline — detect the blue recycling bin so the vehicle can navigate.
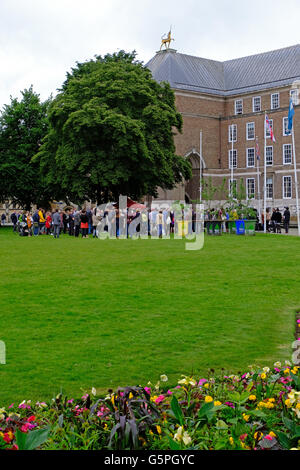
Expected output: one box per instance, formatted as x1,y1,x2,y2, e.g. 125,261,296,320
235,220,245,235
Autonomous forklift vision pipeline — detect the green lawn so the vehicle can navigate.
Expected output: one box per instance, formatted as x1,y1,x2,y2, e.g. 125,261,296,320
0,227,299,406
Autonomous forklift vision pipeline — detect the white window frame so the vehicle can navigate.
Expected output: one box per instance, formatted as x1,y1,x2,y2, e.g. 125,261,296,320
283,117,290,136
265,146,273,166
235,99,243,115
252,96,261,113
271,93,280,110
290,89,299,106
246,122,255,140
228,149,237,169
283,144,292,165
228,124,237,143
265,119,273,139
246,178,255,199
246,148,255,168
266,177,273,200
283,176,292,199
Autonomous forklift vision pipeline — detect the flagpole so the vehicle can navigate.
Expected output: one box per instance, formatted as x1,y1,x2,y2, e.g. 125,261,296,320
231,124,234,197
264,113,267,233
200,130,202,203
256,136,261,224
291,126,300,236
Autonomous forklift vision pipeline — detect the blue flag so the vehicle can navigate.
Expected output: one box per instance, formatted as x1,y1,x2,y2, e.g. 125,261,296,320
288,97,295,133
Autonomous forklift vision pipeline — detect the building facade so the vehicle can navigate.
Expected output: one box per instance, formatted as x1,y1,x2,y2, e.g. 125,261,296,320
147,45,300,216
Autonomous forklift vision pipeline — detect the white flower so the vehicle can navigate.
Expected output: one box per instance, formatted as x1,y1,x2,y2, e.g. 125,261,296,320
274,361,282,368
263,367,270,374
91,387,97,396
160,374,168,382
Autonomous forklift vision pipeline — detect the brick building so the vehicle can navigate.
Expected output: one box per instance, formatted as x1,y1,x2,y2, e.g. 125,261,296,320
146,44,300,216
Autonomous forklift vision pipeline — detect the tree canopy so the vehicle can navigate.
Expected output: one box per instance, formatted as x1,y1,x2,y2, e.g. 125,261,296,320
0,87,51,209
34,51,192,204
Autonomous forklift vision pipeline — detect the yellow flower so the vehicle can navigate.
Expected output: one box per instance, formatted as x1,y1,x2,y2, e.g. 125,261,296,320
156,425,162,435
229,437,234,445
243,413,250,422
284,368,290,375
285,399,292,408
205,395,213,403
254,431,263,441
214,400,222,406
260,373,267,380
128,392,134,400
204,383,210,389
269,431,276,438
249,395,256,401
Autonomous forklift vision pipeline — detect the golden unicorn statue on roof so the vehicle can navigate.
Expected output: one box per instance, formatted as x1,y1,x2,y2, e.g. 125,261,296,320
160,27,174,51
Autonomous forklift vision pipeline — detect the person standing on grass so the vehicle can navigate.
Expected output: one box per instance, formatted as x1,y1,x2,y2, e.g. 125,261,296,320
74,209,81,237
68,209,74,236
32,209,39,236
38,208,46,234
275,208,282,233
1,213,6,225
283,207,291,234
45,212,52,235
92,208,100,238
26,212,33,236
52,209,61,238
11,212,17,231
80,209,89,238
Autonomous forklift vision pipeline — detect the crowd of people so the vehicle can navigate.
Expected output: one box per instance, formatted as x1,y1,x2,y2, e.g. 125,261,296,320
1,204,292,237
6,207,178,238
262,207,291,234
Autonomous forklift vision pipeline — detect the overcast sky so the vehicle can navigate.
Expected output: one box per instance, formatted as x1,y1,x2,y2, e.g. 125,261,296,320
1,0,300,108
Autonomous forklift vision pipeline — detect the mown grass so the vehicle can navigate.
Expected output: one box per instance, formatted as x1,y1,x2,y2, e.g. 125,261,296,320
0,227,299,405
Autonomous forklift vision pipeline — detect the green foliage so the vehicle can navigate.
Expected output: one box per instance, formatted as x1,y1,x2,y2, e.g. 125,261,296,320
16,426,50,450
34,50,191,204
0,87,51,209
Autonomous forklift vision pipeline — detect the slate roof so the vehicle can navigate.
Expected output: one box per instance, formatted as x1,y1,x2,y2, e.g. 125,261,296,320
146,45,300,96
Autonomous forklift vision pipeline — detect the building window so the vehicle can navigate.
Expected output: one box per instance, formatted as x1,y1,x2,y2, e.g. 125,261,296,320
235,99,243,115
283,176,292,198
283,144,292,165
266,177,273,199
246,122,255,140
265,146,273,166
228,124,237,142
253,96,261,112
229,179,237,196
271,93,280,110
247,178,255,199
228,150,237,169
265,119,273,139
290,89,299,106
246,148,255,167
283,117,290,136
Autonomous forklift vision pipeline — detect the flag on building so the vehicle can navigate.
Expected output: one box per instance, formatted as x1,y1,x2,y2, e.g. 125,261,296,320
265,115,276,142
288,97,295,133
256,138,260,160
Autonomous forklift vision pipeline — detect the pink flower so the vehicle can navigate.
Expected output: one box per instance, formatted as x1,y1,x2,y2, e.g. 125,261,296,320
155,395,165,404
81,394,89,400
20,423,30,433
167,390,173,395
198,379,207,386
144,387,151,395
67,399,74,404
225,402,235,408
265,435,273,441
8,404,14,409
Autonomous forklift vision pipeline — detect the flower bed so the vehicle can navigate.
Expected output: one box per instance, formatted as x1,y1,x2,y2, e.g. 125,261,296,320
1,362,300,450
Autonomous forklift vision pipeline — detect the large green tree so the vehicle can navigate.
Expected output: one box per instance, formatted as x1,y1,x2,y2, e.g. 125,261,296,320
0,87,51,209
34,51,192,204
